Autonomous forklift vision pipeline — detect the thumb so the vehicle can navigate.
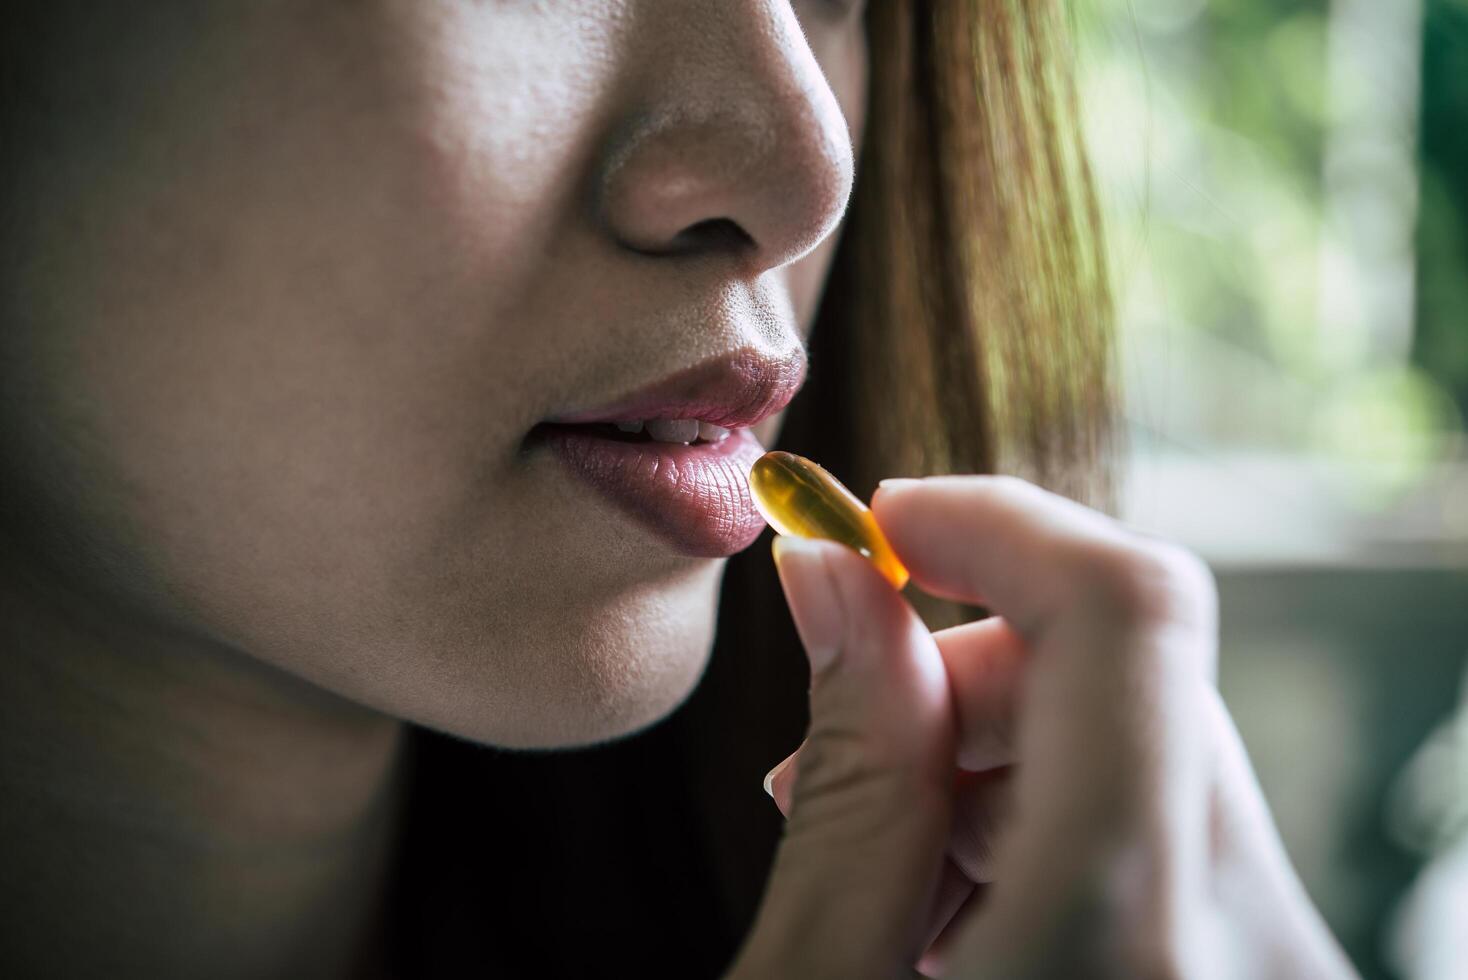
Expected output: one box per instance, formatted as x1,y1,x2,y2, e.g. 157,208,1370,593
731,536,956,980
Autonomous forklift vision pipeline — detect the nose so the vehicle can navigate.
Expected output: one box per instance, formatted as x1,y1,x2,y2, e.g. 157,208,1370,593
597,3,856,275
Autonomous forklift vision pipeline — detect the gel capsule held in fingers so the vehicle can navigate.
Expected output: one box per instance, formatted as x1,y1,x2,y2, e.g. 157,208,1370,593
748,451,909,590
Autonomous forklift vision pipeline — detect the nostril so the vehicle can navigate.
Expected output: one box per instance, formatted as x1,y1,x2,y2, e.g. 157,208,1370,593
666,217,756,257
596,12,854,272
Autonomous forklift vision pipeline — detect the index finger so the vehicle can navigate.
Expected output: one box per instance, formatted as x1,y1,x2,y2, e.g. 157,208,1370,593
870,475,1215,645
870,474,1218,880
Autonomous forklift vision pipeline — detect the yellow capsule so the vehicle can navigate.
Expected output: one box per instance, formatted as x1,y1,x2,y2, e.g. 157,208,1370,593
748,450,909,590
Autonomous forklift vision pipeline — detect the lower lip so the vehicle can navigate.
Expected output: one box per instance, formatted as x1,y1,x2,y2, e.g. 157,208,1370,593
530,425,769,557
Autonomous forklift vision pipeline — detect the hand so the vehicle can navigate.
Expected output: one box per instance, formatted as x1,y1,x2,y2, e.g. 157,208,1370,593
726,476,1357,979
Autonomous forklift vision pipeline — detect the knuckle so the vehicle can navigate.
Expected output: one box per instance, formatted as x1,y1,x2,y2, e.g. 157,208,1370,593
788,722,938,835
1067,538,1217,631
798,724,894,799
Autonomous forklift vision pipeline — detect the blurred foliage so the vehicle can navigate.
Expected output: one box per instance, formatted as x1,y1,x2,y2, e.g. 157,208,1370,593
1416,0,1468,417
1076,0,1466,510
1071,5,1468,977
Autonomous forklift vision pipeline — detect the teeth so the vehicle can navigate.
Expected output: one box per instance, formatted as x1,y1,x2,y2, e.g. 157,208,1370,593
610,418,736,444
644,418,701,444
697,421,730,443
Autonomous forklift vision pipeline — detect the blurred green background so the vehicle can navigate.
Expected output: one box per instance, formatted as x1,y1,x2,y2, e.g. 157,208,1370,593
1075,1,1468,976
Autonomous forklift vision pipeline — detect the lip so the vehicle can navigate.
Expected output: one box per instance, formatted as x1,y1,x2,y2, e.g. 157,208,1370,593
532,424,769,556
550,349,806,428
529,349,804,556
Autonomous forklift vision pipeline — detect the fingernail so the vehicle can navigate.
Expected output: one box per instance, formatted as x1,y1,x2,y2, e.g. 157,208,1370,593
763,754,794,798
876,477,920,494
770,535,844,674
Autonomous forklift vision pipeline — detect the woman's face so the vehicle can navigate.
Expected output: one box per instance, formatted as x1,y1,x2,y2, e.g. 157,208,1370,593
0,2,865,746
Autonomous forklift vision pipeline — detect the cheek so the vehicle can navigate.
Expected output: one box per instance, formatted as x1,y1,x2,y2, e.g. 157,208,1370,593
23,5,603,587
396,4,620,288
2,2,715,747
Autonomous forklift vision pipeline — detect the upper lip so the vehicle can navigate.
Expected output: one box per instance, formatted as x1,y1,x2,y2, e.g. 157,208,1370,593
548,348,808,429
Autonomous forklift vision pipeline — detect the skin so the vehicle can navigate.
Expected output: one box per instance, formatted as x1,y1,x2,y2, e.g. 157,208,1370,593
739,483,1358,978
0,1,863,976
0,2,1353,978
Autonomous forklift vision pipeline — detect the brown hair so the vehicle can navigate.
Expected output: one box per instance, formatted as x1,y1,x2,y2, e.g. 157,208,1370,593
389,2,1115,974
770,0,1115,628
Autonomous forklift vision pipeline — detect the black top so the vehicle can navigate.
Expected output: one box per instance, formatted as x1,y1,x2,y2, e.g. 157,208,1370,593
384,543,811,979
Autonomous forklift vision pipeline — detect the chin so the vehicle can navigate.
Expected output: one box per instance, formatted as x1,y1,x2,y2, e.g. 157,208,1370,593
386,560,727,751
